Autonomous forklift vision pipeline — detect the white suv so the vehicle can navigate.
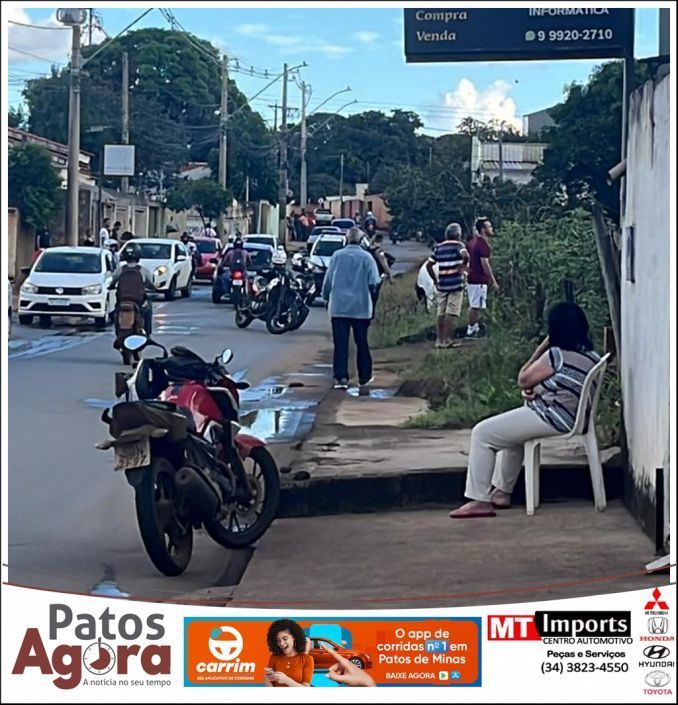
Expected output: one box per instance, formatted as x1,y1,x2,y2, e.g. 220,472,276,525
18,247,117,328
119,238,193,300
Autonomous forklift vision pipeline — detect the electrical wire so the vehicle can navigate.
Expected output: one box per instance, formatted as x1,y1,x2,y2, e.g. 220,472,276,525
8,19,70,30
8,46,66,64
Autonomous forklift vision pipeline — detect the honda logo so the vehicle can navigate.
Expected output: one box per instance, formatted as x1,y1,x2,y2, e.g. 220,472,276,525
648,617,670,634
644,671,671,687
643,645,670,659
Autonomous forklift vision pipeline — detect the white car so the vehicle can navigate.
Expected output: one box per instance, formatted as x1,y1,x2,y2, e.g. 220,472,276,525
308,233,371,291
119,238,193,300
244,233,280,250
416,261,438,313
18,247,117,328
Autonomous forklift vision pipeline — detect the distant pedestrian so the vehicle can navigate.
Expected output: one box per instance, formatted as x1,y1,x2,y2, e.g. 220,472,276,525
81,229,95,247
120,230,135,243
99,218,111,248
299,210,309,240
111,221,122,240
322,226,381,393
426,223,468,349
466,217,499,338
200,221,218,239
37,227,51,249
292,213,301,241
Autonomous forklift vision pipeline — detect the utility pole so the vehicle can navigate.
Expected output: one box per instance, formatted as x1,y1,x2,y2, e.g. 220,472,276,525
121,51,129,194
339,153,344,218
659,8,670,55
277,63,289,244
497,123,504,182
88,8,93,46
65,23,83,247
218,54,229,239
300,80,308,210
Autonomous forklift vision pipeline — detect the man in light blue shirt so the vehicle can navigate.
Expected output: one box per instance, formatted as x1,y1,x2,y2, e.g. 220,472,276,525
322,227,381,391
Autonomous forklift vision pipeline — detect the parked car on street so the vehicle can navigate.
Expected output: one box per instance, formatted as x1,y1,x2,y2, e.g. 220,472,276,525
308,637,373,670
331,218,356,234
212,242,274,304
308,225,341,248
18,247,117,328
119,238,193,300
8,279,13,338
313,207,333,226
192,236,222,282
244,234,280,250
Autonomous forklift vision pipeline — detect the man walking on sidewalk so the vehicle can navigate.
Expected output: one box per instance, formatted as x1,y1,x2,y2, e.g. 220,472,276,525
323,227,381,393
466,217,499,338
426,223,468,349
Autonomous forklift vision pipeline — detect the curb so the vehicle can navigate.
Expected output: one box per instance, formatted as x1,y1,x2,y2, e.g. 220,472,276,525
278,463,623,517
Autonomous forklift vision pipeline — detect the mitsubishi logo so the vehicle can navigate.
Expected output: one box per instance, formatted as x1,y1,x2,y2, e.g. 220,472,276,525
643,645,670,659
645,588,670,610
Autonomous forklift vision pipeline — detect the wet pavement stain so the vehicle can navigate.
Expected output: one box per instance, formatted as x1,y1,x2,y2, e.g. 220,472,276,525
345,387,395,399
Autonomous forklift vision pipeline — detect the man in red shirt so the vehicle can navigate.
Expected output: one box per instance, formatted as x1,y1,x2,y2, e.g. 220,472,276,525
466,217,500,338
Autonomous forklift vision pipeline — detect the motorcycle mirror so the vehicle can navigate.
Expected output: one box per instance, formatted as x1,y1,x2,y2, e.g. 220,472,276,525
123,335,148,352
235,381,250,390
220,348,234,365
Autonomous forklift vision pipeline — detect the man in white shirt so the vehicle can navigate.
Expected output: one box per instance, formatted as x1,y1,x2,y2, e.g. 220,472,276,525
200,221,218,239
99,218,111,247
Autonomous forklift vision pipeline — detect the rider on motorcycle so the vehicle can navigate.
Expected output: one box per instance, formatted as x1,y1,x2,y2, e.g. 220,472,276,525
104,238,120,268
109,244,155,336
220,237,251,274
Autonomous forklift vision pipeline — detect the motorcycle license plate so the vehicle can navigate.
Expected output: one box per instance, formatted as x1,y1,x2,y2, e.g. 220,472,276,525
114,438,151,471
232,279,243,286
48,297,70,306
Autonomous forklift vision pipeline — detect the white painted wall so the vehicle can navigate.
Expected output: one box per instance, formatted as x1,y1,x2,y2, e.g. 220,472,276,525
621,71,670,545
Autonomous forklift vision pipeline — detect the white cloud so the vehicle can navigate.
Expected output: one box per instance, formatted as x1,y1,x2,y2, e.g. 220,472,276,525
8,7,106,65
353,30,379,44
235,23,268,36
437,78,522,132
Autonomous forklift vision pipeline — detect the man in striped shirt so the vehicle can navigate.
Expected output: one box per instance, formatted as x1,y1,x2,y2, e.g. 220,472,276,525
426,223,469,349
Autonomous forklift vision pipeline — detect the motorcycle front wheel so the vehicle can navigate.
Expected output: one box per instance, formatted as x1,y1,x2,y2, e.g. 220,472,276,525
204,446,280,548
133,457,193,576
288,303,310,331
235,302,254,328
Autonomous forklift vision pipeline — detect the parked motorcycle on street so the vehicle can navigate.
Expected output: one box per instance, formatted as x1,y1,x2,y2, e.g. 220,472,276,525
265,265,316,335
96,336,281,576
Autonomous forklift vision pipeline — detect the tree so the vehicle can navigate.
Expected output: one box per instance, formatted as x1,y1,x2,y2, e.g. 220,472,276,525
21,28,277,191
165,178,231,229
8,143,63,231
8,106,27,129
534,60,651,222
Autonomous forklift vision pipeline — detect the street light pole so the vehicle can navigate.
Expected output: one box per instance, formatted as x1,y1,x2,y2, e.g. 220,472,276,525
218,54,229,239
278,63,289,244
65,23,83,247
300,81,308,210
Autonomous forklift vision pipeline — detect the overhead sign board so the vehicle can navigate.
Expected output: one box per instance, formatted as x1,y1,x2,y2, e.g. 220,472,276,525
104,144,135,176
404,8,634,63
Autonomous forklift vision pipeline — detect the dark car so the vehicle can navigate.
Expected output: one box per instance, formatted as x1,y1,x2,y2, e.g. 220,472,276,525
212,242,273,304
308,637,373,670
331,218,356,234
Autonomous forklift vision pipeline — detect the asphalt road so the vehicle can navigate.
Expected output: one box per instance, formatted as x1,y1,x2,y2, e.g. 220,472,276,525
7,240,427,600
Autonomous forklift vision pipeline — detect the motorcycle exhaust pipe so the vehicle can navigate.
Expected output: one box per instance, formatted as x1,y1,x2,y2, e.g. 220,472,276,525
174,466,220,521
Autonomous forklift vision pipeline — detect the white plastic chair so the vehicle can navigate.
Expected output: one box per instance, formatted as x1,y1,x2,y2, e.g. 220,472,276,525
524,352,612,515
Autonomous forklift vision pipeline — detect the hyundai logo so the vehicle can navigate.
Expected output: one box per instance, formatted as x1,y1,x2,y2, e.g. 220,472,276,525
645,671,671,687
648,617,670,634
644,645,670,659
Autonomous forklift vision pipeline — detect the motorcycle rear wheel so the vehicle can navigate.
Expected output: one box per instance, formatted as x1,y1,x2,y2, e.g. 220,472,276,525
288,303,310,331
204,447,280,548
133,457,193,576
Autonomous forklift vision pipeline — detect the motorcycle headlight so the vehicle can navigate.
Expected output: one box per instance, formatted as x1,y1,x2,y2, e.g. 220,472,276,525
20,281,38,294
82,284,102,295
154,265,168,277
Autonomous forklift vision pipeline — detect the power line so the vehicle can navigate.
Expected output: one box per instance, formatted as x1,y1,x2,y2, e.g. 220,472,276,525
8,46,66,64
9,20,70,30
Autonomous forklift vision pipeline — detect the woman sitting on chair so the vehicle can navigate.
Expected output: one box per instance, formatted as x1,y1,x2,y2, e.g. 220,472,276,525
450,302,601,518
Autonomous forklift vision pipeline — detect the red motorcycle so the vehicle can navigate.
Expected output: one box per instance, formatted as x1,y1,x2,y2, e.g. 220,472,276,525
96,335,280,576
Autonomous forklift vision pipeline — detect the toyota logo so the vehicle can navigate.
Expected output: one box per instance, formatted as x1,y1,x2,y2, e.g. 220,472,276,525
644,645,670,659
645,671,671,687
55,287,64,294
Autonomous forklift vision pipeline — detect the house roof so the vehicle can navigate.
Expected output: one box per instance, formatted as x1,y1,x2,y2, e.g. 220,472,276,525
8,126,93,173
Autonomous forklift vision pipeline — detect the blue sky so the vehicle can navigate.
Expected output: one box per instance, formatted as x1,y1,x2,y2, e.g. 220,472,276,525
7,4,660,135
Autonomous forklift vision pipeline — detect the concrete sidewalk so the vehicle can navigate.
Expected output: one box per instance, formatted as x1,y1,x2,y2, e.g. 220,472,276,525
229,501,665,609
